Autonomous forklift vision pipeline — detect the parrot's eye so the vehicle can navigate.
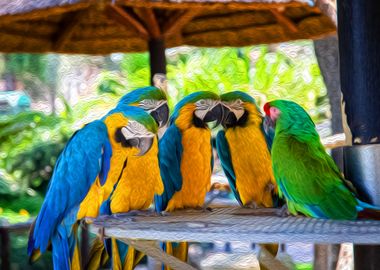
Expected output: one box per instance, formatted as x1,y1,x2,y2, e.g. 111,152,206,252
139,99,167,113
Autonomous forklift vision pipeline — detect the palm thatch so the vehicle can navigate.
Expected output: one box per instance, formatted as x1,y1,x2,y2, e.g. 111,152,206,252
0,0,336,54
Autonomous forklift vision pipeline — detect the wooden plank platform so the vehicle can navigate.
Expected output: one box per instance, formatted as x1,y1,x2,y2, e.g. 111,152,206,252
89,206,380,244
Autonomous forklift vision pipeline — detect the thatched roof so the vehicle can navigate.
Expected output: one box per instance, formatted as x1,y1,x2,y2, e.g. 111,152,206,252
0,0,336,54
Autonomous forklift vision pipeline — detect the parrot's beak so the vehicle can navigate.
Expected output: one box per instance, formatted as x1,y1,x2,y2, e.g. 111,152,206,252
125,136,154,156
263,115,275,135
203,103,223,128
150,103,169,128
221,104,237,128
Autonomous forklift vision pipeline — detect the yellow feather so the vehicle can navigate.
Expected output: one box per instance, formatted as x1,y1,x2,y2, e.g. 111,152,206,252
77,114,131,219
112,238,122,270
110,137,163,213
166,104,212,211
225,103,277,207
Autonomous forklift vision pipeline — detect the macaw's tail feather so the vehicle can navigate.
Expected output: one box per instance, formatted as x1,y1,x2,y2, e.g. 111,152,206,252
51,226,71,270
260,243,279,256
86,237,109,270
162,242,188,270
259,243,279,270
70,224,81,270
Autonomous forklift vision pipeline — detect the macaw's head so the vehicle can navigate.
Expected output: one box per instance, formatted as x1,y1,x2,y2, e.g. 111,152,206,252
219,91,261,128
171,91,223,130
117,86,169,129
104,105,158,156
263,99,315,134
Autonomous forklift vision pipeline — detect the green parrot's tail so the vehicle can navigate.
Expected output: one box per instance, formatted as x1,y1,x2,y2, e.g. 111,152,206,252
162,242,189,270
357,199,380,220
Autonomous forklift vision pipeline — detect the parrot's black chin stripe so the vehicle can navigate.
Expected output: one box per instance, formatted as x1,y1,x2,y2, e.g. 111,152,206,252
221,106,249,128
114,128,154,155
150,103,169,128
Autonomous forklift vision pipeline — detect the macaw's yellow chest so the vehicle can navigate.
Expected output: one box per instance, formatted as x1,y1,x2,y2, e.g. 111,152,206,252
77,148,129,219
110,137,164,213
225,124,277,207
166,127,212,211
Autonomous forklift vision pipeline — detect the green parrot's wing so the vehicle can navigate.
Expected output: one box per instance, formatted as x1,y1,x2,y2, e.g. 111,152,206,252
272,135,357,219
155,124,183,212
216,130,242,205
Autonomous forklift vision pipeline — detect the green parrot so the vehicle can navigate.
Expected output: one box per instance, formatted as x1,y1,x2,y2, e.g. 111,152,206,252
264,99,380,220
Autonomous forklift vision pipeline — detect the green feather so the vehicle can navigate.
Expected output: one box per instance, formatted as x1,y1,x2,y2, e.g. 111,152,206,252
270,100,358,220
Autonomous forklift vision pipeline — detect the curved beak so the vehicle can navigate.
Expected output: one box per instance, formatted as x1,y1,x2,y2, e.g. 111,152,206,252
221,104,237,128
124,136,154,156
150,103,169,128
204,103,223,128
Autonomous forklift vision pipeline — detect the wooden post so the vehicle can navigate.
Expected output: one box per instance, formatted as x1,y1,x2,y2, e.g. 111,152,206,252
148,38,167,85
80,223,89,269
337,1,380,269
0,228,10,270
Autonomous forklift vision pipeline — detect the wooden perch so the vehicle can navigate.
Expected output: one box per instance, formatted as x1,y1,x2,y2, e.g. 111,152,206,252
134,8,161,38
53,10,87,51
270,9,298,33
105,4,149,40
120,239,197,270
163,10,199,37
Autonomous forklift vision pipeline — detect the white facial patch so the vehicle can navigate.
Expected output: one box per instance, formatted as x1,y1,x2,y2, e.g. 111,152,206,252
194,99,220,120
223,99,245,121
121,120,154,139
139,99,167,112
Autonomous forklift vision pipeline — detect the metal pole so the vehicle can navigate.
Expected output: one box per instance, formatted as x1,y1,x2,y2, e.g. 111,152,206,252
337,1,380,269
148,38,167,85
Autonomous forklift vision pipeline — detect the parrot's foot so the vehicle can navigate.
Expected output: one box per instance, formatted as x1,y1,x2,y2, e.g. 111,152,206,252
198,206,213,213
276,204,290,217
112,210,158,218
243,201,258,209
159,211,170,216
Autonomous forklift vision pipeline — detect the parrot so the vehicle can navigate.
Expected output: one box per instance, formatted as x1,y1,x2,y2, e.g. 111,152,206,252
87,86,169,270
263,99,380,220
215,91,280,263
215,91,278,208
28,105,158,270
155,91,223,269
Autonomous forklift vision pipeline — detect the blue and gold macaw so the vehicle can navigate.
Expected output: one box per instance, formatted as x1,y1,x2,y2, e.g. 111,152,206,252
155,91,222,268
28,105,158,270
215,91,278,208
87,86,169,270
215,91,280,262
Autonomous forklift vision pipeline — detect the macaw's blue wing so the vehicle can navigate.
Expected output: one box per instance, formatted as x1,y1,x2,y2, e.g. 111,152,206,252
215,130,242,205
28,120,112,270
155,124,183,212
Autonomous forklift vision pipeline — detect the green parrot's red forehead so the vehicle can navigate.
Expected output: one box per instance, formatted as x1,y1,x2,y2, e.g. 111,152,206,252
264,102,271,116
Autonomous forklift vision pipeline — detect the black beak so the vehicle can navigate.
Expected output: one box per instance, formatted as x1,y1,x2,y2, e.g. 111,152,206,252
150,103,169,128
263,115,275,135
221,105,237,129
204,103,223,128
125,136,154,156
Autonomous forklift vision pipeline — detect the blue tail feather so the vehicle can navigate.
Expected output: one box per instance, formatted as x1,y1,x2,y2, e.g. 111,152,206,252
51,225,71,270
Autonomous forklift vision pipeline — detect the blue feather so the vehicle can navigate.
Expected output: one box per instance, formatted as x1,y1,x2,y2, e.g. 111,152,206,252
215,130,242,205
51,225,70,270
155,124,183,212
29,120,111,264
